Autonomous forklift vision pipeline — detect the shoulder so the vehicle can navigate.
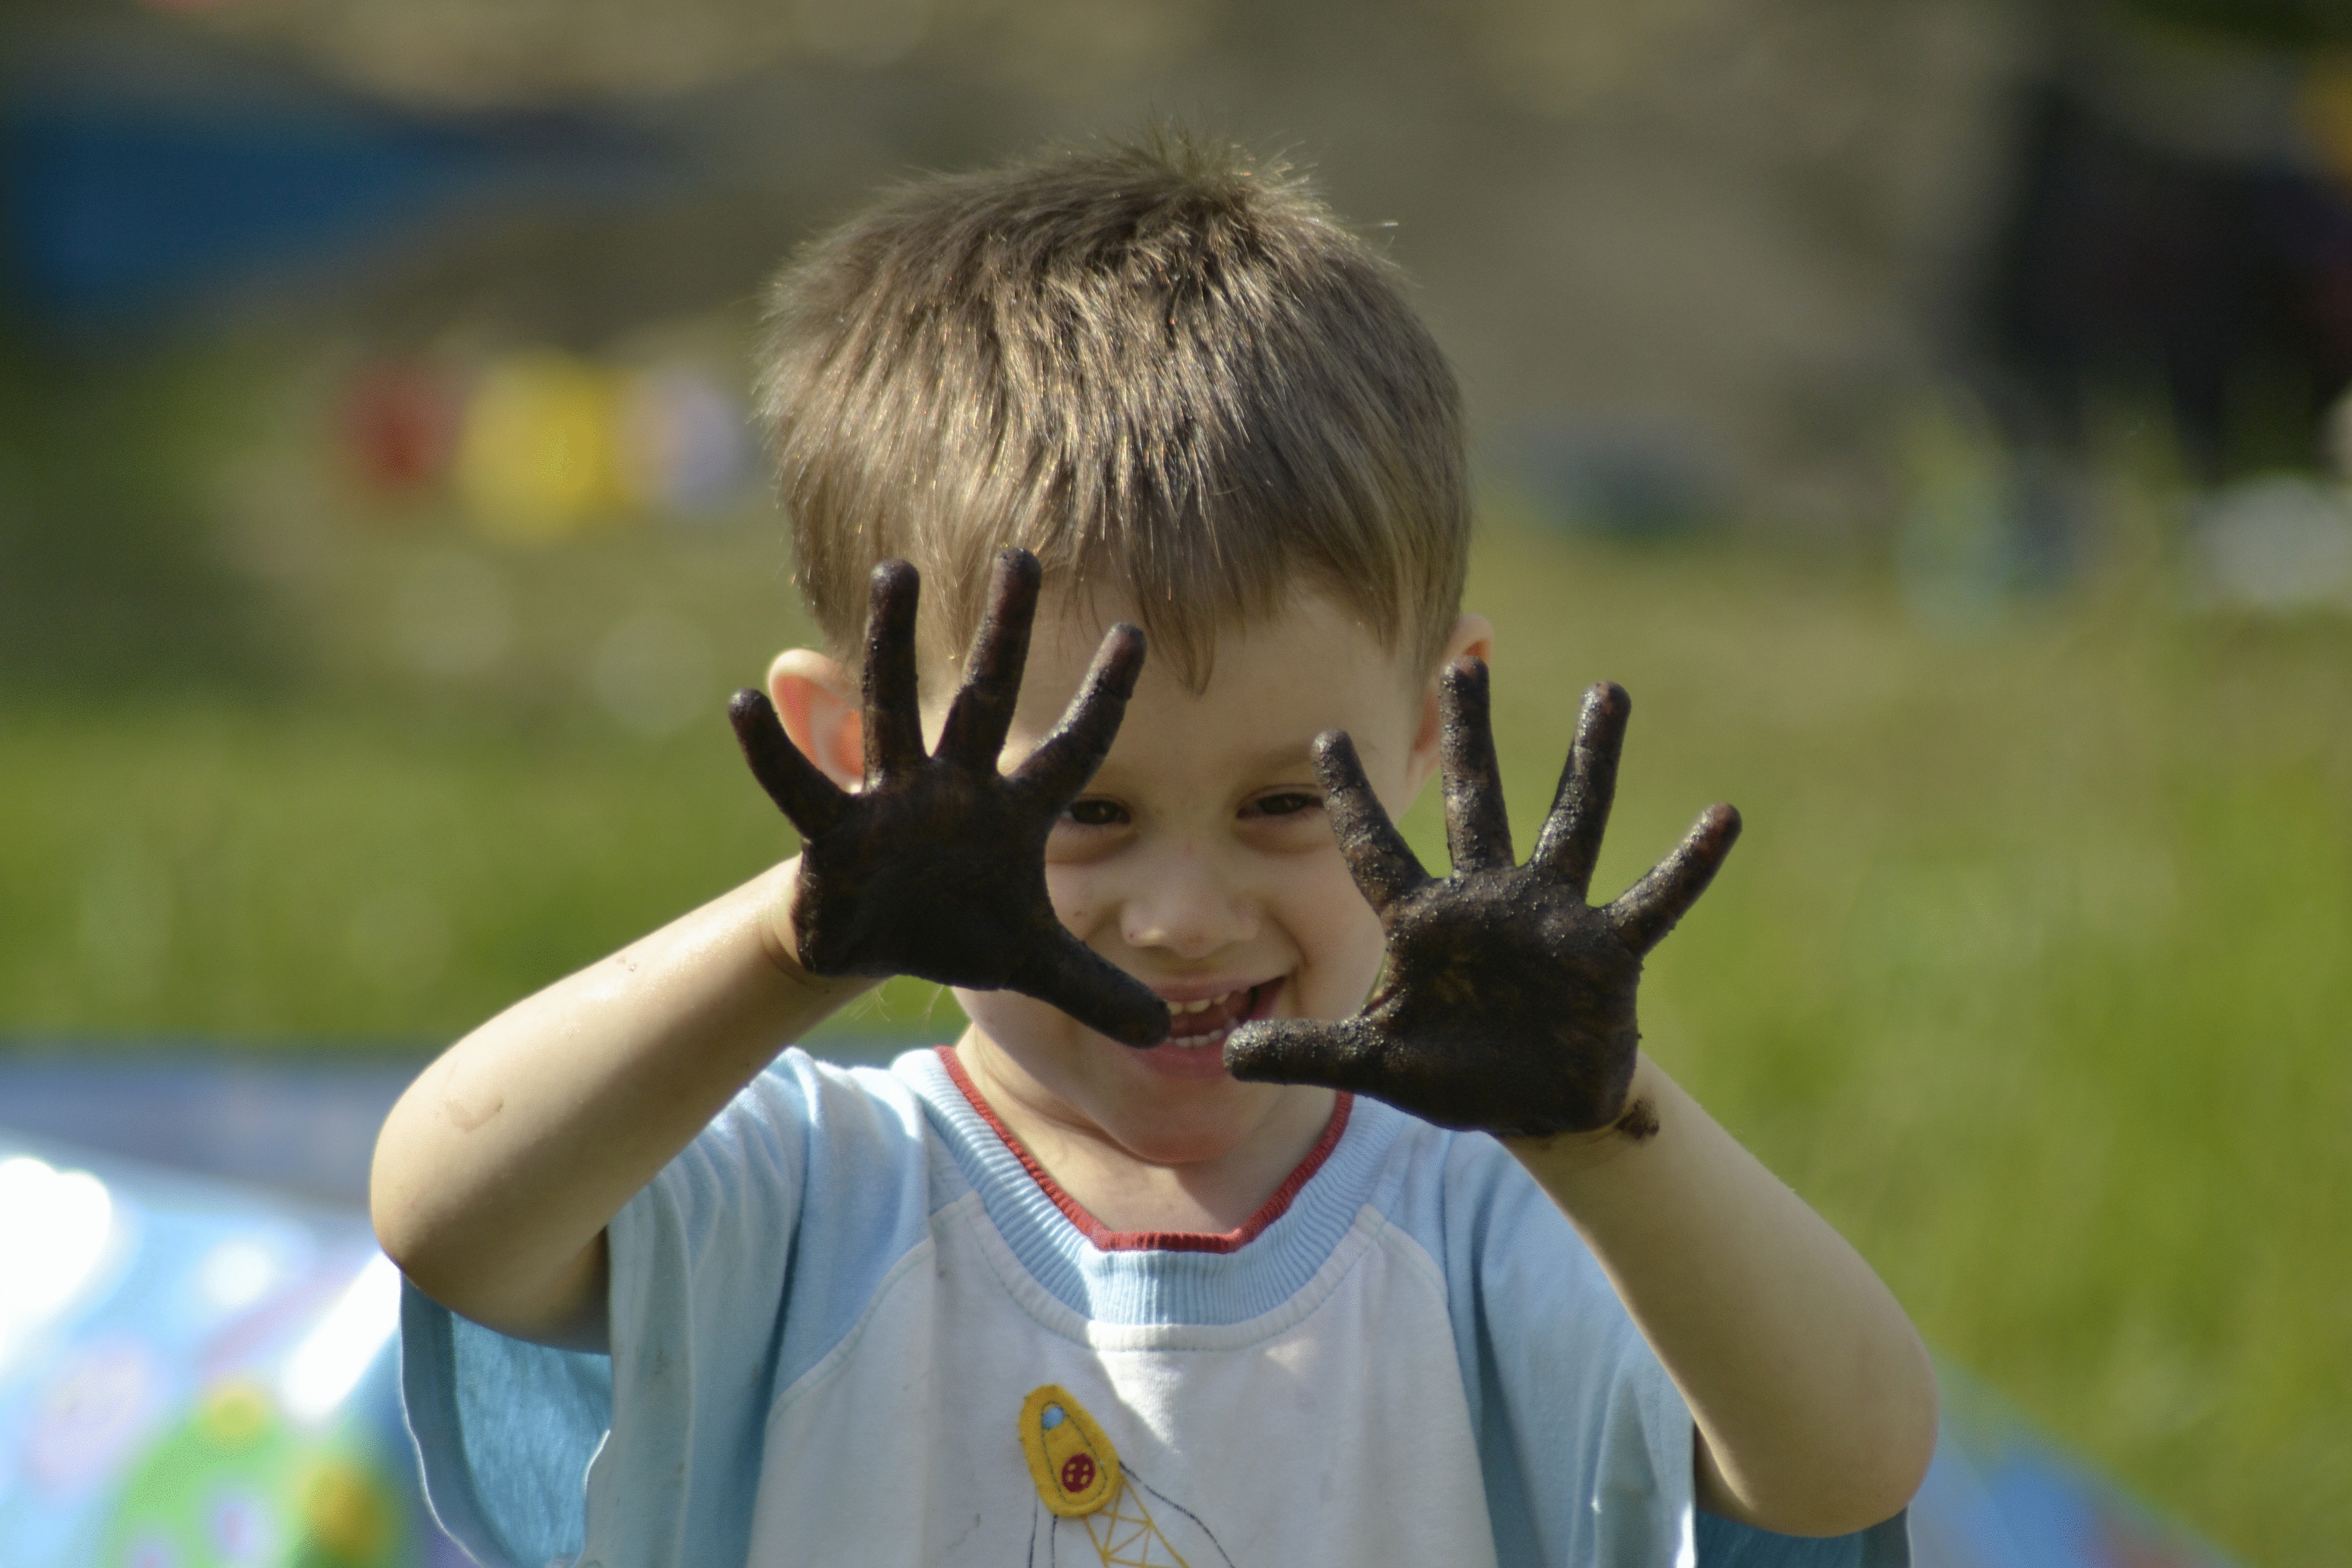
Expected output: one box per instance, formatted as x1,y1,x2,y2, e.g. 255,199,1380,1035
651,1047,929,1193
1352,1100,1587,1268
607,1047,963,1394
618,1046,953,1270
1346,1102,1693,1561
1350,1101,1638,1367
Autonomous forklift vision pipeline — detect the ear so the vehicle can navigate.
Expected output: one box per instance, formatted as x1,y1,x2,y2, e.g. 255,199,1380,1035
1403,613,1496,798
767,649,864,791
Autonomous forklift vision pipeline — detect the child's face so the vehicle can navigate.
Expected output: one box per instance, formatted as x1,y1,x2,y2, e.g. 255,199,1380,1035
949,589,1487,1165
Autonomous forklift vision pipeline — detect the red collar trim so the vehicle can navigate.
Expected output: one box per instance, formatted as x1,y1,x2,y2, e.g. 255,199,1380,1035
934,1045,1352,1255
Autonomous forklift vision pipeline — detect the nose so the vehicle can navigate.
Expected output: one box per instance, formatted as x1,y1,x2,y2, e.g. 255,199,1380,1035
1118,839,1256,961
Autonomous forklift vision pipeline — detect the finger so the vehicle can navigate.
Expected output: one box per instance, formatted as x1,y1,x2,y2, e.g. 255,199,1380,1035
728,689,849,838
1223,1017,1383,1091
1438,657,1514,873
1314,731,1429,914
937,549,1041,770
1008,623,1146,807
1529,681,1630,898
862,559,927,778
1011,932,1171,1046
1607,803,1742,954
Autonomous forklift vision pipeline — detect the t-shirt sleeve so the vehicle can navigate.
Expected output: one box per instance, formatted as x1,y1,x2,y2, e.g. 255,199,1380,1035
1696,1510,1911,1567
1436,1133,1910,1568
398,1286,613,1568
399,1059,818,1568
1438,1133,1697,1566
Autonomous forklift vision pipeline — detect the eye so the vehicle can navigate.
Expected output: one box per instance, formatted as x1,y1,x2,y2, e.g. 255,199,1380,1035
1063,798,1128,828
1241,791,1322,820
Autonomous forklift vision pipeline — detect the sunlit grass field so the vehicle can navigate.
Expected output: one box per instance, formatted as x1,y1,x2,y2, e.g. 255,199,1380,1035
3,517,2347,1565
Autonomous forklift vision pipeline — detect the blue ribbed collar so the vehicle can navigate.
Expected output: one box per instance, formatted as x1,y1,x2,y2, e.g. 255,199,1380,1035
893,1047,1405,1328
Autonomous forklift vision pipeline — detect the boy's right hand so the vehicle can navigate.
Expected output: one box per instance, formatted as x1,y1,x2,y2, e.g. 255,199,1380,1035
728,550,1172,1047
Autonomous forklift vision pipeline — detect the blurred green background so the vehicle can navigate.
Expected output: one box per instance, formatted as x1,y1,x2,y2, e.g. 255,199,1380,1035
5,0,2350,1563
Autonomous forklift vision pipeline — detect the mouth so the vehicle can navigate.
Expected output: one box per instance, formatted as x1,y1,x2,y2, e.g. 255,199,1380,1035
1155,979,1281,1050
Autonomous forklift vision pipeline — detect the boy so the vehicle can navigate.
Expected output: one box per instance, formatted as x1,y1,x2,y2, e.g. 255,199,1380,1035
373,136,1936,1567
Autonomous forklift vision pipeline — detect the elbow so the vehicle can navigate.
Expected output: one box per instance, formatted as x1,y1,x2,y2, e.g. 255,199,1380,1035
370,1203,442,1319
369,1194,425,1292
368,1130,453,1307
369,1177,482,1327
1783,1437,1935,1539
369,1090,431,1272
368,1088,483,1311
1863,1332,1942,1526
1795,1340,1942,1537
1708,1338,1941,1538
1735,1437,1933,1539
368,1133,419,1273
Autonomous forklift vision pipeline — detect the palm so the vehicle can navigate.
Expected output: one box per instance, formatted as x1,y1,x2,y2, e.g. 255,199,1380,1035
728,550,1171,1047
1224,665,1738,1136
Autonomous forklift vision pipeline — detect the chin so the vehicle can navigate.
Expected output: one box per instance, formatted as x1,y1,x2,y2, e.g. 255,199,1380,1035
1098,1098,1263,1166
958,982,1312,1160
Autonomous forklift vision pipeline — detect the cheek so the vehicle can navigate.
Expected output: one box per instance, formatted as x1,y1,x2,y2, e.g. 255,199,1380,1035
958,985,1070,1045
1042,861,1110,936
1283,857,1388,999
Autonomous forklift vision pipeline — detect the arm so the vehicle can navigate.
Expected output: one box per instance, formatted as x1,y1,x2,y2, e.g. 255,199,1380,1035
373,550,1168,1351
1227,666,1935,1536
1508,1058,1936,1535
370,861,862,1351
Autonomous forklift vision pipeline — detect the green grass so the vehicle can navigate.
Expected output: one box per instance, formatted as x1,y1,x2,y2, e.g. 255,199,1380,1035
4,521,2348,1564
0,698,963,1043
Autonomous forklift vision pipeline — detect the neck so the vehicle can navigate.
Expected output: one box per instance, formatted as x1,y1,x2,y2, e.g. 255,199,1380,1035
949,1031,1339,1236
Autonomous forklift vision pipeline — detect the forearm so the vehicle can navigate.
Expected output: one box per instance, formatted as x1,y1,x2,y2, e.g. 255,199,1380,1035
1506,1056,1936,1537
369,857,870,1346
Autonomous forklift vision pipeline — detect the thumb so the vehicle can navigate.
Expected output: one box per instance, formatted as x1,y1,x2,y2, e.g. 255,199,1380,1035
1223,1018,1381,1091
1011,932,1172,1047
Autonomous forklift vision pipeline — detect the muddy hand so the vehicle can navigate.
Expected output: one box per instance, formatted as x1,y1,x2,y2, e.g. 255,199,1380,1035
728,549,1171,1046
1224,664,1738,1136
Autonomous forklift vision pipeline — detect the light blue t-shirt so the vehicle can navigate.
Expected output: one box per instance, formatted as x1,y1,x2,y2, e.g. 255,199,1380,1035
401,1047,1907,1567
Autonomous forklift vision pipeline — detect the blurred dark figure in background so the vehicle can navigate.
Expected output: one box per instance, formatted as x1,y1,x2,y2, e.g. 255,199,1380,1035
1982,0,2352,513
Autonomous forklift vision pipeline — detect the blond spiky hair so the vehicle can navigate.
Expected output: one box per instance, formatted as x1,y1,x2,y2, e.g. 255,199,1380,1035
756,131,1469,690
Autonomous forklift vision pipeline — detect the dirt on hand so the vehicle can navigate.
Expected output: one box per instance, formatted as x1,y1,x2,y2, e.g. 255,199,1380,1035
728,549,1172,1047
1226,663,1739,1137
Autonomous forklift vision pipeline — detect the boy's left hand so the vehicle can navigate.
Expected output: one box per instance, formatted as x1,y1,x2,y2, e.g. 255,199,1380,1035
1224,662,1738,1138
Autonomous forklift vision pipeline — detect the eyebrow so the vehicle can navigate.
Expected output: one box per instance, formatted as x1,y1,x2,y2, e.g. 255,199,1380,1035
1085,736,1331,790
1229,736,1317,772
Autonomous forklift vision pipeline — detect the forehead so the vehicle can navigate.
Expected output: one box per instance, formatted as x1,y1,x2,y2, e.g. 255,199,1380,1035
986,586,1426,779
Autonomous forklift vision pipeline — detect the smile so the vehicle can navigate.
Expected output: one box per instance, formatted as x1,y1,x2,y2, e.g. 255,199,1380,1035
1157,981,1279,1049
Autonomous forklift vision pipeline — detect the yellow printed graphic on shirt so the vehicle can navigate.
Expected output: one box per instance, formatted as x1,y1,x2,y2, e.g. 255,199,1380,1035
1017,1384,1233,1568
1021,1385,1120,1516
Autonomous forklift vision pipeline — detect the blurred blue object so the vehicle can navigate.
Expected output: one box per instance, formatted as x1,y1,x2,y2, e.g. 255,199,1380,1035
0,1054,426,1208
0,1040,906,1207
1,78,665,322
0,1052,2241,1567
0,1131,463,1567
1913,1368,2239,1568
1507,414,1727,540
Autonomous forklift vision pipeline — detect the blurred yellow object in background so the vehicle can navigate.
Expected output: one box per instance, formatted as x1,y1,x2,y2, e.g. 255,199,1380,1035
455,351,631,542
303,1453,398,1562
198,1382,272,1450
2302,56,2352,189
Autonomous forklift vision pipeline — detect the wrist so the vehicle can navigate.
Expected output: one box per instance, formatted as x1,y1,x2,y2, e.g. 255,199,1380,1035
1501,1051,1662,1180
754,858,870,1004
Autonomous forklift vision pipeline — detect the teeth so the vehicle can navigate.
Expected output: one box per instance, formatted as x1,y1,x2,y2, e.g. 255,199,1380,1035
1168,990,1238,1016
1150,983,1271,1047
